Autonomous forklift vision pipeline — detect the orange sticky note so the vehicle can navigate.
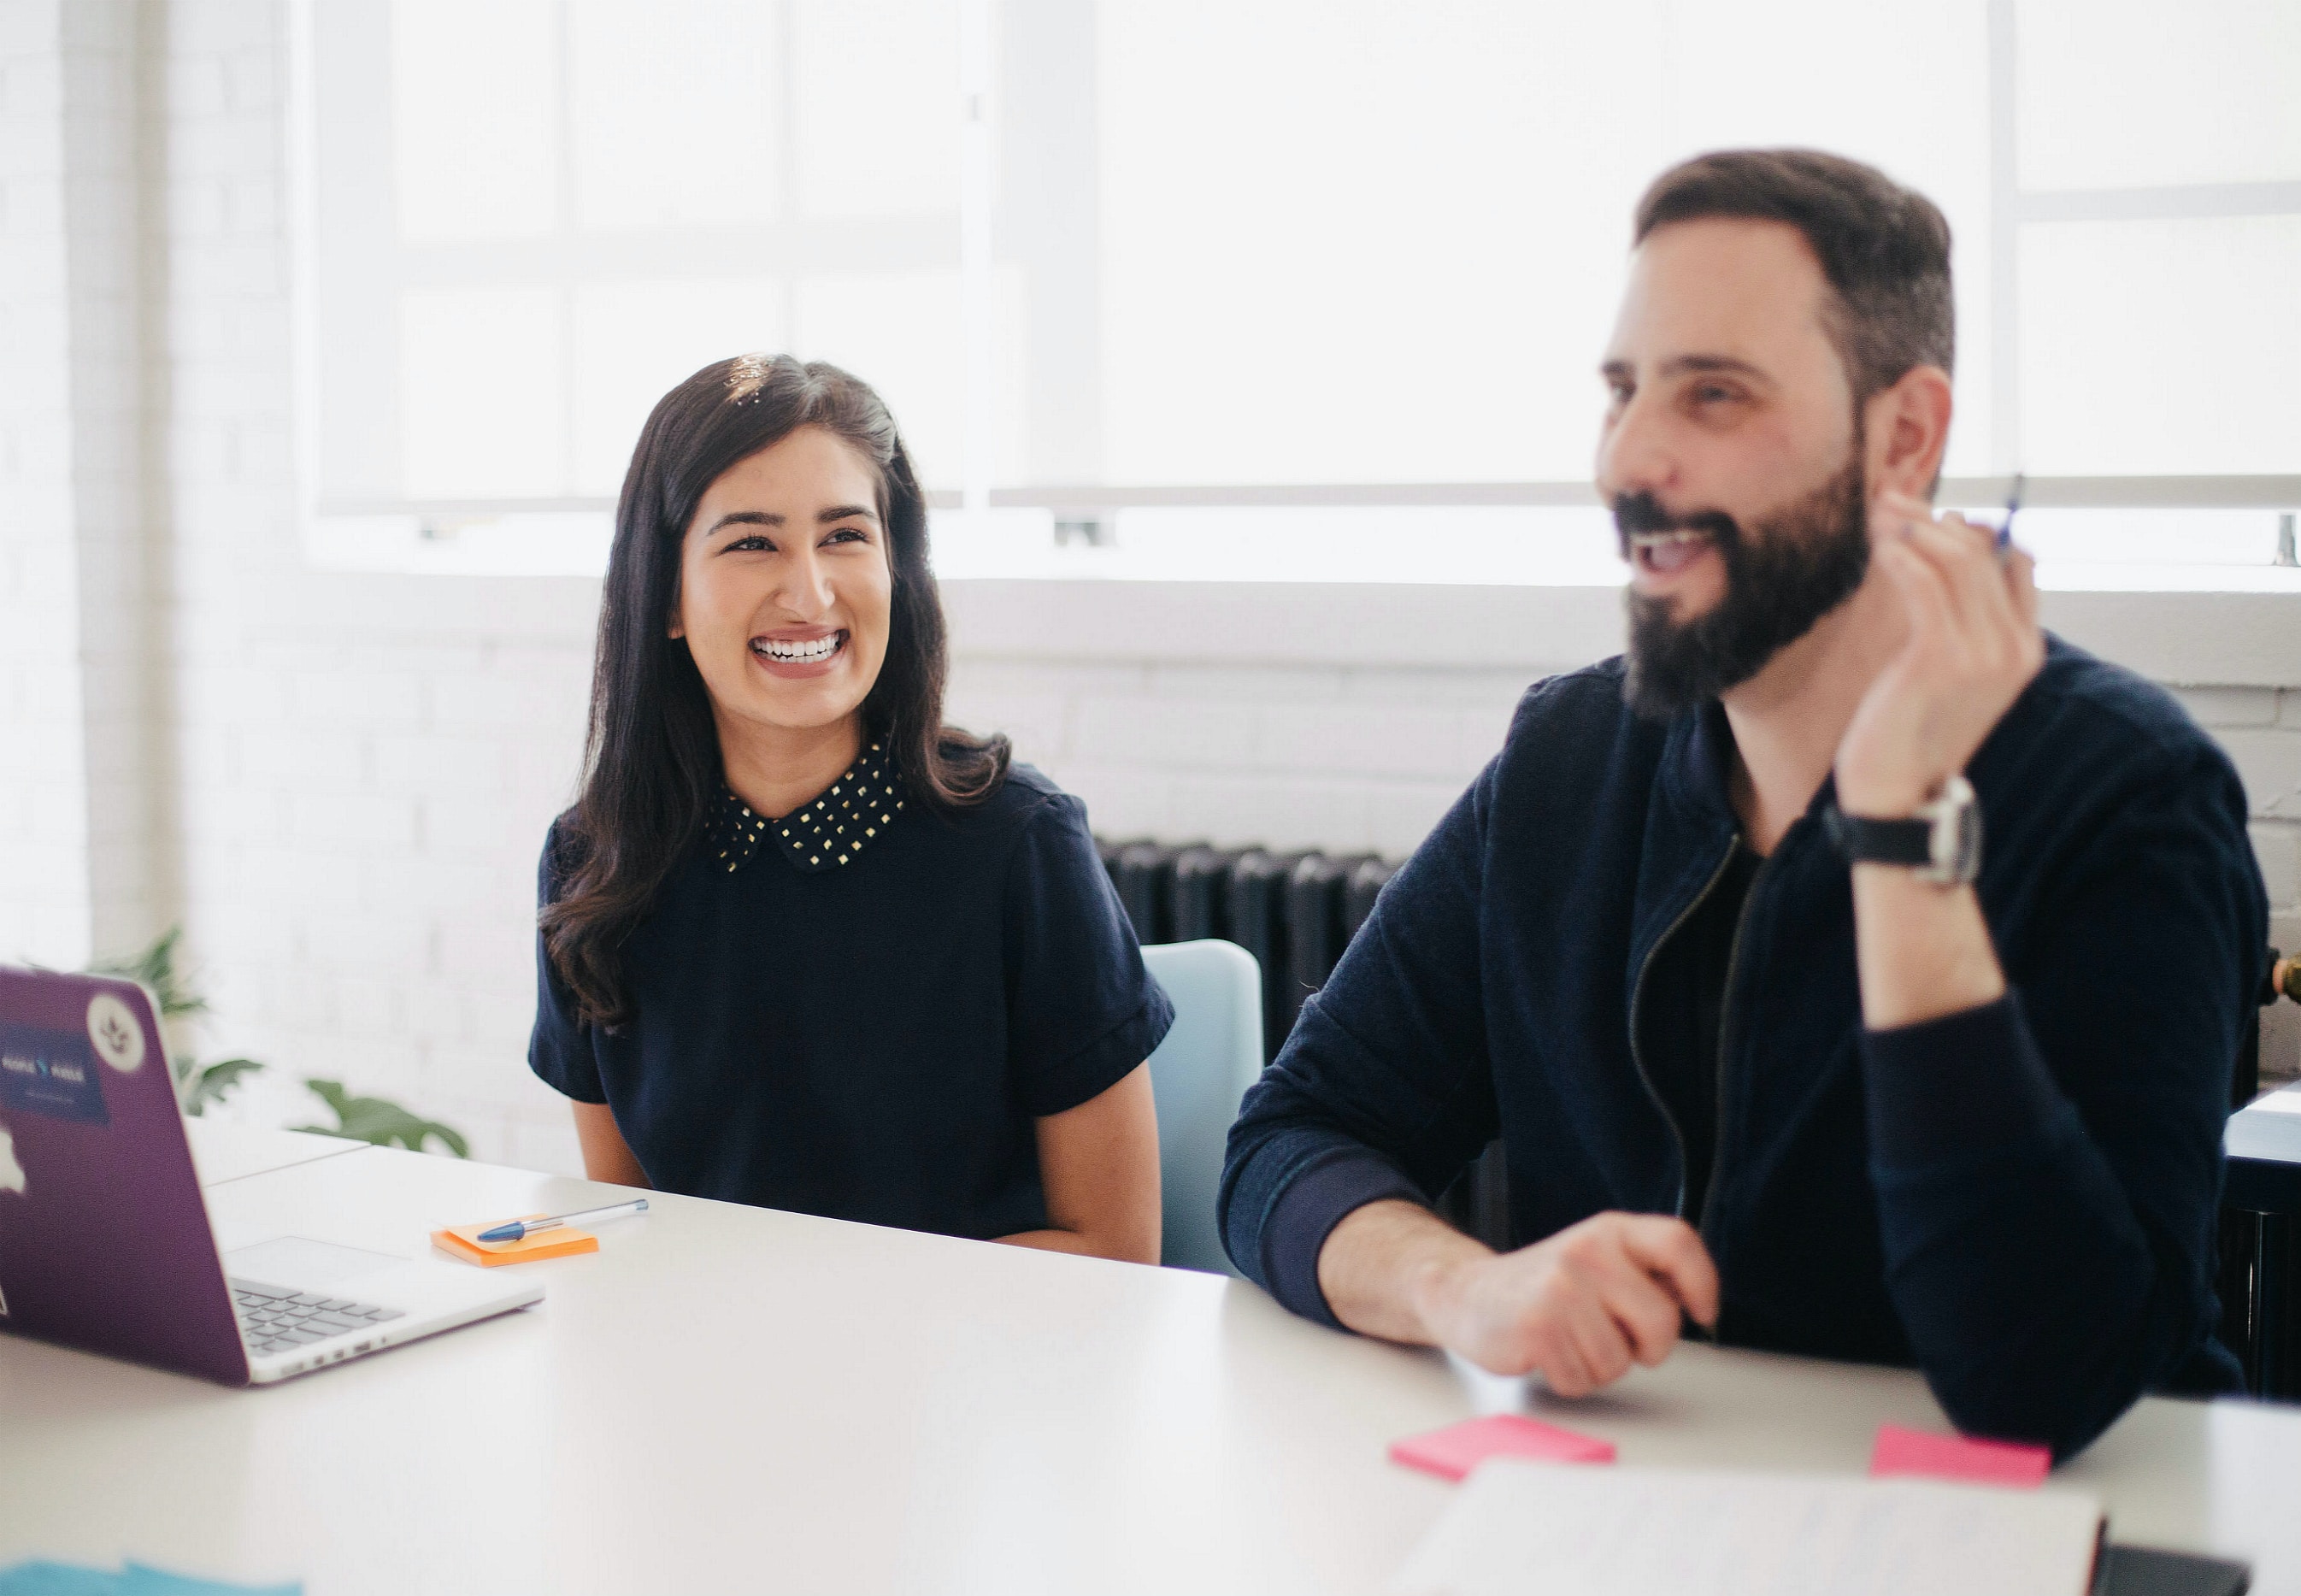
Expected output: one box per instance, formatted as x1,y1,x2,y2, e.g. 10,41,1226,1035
431,1216,599,1267
1389,1414,1616,1481
1869,1423,2050,1488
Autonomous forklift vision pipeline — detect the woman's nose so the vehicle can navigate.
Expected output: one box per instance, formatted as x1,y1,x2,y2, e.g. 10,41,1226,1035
776,547,837,617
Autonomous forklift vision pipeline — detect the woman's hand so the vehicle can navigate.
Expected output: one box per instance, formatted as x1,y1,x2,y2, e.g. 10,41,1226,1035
999,1063,1162,1264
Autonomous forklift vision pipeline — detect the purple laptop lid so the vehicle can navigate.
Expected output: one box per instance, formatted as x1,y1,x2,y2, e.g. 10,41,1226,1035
0,965,250,1384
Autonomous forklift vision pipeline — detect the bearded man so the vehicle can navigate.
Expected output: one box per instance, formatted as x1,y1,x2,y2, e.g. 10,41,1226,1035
1218,149,2263,1460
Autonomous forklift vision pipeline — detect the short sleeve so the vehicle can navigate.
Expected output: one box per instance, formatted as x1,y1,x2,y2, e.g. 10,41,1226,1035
1003,794,1174,1116
528,823,607,1104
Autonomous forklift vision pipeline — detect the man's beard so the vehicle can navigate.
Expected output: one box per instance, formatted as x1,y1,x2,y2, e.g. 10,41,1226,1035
1615,451,1871,721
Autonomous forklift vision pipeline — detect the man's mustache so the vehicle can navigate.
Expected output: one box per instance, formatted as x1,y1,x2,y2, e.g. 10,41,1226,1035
1612,492,1745,561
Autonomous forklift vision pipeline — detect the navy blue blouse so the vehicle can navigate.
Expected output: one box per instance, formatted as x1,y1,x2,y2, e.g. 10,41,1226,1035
530,748,1173,1241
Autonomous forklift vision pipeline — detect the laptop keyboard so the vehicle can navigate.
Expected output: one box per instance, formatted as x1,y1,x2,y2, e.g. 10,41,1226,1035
231,1278,404,1357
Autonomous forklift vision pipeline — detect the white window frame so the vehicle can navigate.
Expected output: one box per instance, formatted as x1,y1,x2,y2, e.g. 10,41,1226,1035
287,0,2301,582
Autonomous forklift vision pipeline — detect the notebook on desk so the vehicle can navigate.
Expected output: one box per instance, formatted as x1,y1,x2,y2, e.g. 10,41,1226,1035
1392,1460,2105,1596
1392,1461,2251,1596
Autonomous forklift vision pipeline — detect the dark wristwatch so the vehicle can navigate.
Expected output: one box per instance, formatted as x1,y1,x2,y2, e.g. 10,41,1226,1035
1822,774,1982,886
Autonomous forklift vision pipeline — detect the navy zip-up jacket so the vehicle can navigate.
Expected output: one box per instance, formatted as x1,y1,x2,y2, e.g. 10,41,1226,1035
1220,637,2259,1459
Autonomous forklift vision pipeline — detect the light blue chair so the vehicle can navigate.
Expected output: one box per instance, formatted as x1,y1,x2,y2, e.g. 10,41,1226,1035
1140,939,1266,1275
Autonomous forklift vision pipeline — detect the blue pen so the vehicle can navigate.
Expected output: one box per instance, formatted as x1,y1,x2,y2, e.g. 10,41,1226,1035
1998,471,2024,554
478,1198,648,1243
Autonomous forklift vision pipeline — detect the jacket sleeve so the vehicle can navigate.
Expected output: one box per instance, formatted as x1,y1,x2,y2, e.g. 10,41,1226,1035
1218,762,1504,1324
1863,745,2261,1458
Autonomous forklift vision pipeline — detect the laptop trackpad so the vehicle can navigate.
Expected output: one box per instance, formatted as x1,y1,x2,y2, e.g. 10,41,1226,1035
226,1235,406,1289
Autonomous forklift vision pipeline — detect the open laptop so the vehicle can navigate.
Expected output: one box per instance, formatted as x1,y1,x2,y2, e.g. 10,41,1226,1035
0,965,539,1384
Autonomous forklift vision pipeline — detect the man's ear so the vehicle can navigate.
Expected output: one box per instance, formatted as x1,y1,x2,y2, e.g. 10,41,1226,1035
1863,364,1953,500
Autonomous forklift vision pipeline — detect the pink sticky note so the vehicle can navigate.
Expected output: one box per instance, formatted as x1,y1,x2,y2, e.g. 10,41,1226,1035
1869,1423,2050,1488
1389,1414,1617,1481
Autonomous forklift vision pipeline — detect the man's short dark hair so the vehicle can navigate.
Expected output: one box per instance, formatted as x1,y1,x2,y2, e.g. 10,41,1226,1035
1633,149,1954,404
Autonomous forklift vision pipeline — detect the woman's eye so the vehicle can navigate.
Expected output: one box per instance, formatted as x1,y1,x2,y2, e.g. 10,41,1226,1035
824,527,868,545
727,535,774,552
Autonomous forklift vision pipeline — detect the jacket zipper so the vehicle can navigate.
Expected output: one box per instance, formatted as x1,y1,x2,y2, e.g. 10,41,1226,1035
1625,840,1739,1224
1697,851,1774,1266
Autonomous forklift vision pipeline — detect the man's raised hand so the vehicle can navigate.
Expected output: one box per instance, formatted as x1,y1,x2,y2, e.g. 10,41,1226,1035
1834,487,2045,818
1412,1212,1721,1396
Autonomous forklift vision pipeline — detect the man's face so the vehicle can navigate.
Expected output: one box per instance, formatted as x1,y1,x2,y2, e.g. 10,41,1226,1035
1595,218,1872,718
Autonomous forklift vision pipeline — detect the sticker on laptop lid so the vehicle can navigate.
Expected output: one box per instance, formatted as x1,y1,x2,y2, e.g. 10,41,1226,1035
87,992,146,1072
0,1024,112,1126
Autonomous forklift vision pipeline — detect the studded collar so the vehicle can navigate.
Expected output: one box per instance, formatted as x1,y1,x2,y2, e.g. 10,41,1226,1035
706,739,906,875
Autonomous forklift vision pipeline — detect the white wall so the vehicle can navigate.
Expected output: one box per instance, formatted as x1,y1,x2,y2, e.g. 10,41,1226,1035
8,0,2299,1179
0,0,168,969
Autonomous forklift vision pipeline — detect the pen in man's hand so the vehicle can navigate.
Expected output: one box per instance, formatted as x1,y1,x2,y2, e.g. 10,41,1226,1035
1998,471,2024,555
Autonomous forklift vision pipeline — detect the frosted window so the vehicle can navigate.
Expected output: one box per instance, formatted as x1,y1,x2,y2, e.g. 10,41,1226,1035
569,0,782,230
794,268,965,491
308,0,2301,580
2005,509,2280,566
795,0,962,218
2017,0,2301,191
1642,0,1994,480
391,0,557,241
400,286,568,497
570,280,788,496
1093,0,1992,487
2019,215,2301,475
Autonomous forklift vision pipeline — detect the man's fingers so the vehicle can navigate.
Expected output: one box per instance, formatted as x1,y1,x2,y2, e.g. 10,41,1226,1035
1562,1293,1637,1388
1569,1228,1688,1365
1615,1216,1721,1328
2008,545,2042,633
1903,515,2006,646
1870,533,1956,655
1532,1320,1597,1398
1876,490,2004,644
1597,1261,1686,1366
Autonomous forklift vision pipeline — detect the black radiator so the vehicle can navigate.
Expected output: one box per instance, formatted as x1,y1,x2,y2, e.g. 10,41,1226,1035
1098,839,1396,1063
1098,834,1504,1248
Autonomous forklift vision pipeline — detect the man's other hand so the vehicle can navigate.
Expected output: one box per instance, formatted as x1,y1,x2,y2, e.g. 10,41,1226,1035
1411,1211,1720,1395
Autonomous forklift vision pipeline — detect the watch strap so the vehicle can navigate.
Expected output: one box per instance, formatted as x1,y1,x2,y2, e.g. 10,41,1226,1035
1821,804,1934,867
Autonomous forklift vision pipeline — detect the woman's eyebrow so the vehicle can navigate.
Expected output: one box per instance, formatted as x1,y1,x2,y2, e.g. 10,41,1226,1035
817,504,879,525
708,509,782,535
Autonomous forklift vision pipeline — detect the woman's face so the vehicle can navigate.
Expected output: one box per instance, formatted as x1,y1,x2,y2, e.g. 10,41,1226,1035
672,424,893,742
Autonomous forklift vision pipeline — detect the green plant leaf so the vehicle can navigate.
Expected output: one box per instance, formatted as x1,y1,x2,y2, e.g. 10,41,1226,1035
88,926,208,1021
295,1078,470,1158
183,1057,265,1116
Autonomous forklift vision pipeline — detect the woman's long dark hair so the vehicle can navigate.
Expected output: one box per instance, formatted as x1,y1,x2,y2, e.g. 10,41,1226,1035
543,354,1009,1026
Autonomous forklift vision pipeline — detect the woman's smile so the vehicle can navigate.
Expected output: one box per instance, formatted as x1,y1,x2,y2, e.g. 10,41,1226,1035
750,627,849,679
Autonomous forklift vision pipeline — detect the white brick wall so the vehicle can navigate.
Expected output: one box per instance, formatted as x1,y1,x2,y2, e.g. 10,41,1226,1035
0,0,163,969
4,0,2296,1182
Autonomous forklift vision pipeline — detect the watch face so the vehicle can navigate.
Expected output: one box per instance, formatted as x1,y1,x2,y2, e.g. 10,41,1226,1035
1918,775,1983,885
1954,799,1983,880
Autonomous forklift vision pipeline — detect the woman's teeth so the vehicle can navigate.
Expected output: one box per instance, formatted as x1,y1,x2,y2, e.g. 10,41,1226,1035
753,633,844,663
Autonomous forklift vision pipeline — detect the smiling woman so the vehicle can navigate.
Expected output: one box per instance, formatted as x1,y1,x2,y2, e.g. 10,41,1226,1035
530,355,1172,1264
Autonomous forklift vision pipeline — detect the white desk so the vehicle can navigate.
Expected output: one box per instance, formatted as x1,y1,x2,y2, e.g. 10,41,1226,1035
4,1128,2298,1595
187,1122,368,1188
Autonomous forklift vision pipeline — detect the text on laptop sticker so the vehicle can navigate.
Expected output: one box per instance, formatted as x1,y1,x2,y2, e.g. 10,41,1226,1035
0,1024,111,1126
